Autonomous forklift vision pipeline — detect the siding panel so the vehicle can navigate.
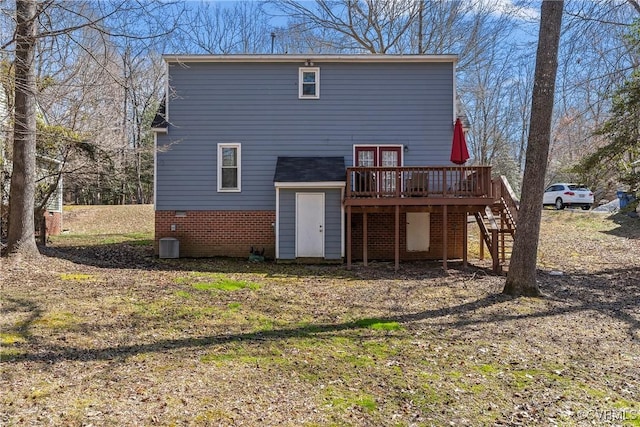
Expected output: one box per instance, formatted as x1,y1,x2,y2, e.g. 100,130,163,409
324,189,343,260
157,61,454,210
279,190,296,259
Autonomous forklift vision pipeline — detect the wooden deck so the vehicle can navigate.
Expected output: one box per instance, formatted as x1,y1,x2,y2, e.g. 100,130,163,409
343,166,509,271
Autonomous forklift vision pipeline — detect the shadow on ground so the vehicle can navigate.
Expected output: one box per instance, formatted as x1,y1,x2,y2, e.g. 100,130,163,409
603,213,640,239
3,262,638,365
39,240,491,280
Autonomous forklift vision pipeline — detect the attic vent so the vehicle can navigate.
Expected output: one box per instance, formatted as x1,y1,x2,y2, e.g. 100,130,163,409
159,237,179,258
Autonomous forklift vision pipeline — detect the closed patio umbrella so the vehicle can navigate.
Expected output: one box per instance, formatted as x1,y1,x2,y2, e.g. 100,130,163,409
450,118,470,165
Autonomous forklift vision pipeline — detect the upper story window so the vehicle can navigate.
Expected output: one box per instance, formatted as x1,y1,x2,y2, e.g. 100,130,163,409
299,67,320,99
217,143,241,192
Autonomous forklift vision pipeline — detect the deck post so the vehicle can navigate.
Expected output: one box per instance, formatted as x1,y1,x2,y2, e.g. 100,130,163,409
501,229,506,262
491,228,499,273
479,224,484,260
346,205,352,269
395,205,400,271
463,211,468,268
363,212,368,267
442,205,448,270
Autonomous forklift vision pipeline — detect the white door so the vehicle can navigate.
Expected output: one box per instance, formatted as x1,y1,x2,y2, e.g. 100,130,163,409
406,212,430,252
296,193,325,257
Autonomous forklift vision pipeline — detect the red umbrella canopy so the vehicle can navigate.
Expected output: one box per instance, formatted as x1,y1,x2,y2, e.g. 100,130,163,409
450,118,470,165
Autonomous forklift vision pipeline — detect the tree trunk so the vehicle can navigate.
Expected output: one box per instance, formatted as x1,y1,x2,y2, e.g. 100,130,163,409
503,1,564,296
7,0,39,257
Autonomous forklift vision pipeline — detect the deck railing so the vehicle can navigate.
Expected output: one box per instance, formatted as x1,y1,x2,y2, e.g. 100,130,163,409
345,166,493,200
492,175,520,225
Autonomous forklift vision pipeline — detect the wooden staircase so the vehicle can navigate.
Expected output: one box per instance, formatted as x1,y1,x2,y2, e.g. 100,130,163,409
475,176,519,273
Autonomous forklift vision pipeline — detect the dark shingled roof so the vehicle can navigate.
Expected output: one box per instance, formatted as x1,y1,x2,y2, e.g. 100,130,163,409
274,157,346,183
151,101,168,129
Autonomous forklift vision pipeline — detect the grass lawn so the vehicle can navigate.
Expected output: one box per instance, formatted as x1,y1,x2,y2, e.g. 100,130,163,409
1,205,639,426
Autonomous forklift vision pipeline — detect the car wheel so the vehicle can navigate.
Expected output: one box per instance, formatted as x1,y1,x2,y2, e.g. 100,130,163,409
581,205,590,211
555,198,564,210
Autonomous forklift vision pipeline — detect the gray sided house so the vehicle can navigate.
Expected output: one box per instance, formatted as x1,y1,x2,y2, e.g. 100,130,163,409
153,55,518,270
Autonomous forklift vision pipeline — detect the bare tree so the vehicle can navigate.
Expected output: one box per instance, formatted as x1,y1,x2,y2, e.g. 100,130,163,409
174,1,273,54
119,44,165,204
411,1,527,69
462,44,520,165
572,21,640,195
504,1,564,297
37,27,124,205
510,55,535,176
270,0,420,53
548,1,640,190
272,16,351,54
462,61,523,191
3,0,182,257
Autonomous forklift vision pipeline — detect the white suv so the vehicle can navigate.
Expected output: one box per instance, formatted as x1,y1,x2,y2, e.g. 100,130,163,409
543,183,594,210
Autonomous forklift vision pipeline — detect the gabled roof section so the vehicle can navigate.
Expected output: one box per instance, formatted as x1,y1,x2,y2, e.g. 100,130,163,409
151,100,168,132
274,157,346,183
162,54,458,64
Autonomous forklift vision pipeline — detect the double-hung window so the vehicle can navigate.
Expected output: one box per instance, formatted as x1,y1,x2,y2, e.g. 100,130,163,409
299,67,319,99
217,143,241,192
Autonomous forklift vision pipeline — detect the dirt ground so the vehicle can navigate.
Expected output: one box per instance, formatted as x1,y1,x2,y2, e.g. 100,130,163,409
1,206,639,426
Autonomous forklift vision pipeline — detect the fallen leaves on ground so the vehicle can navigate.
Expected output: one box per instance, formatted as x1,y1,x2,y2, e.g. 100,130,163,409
1,207,639,426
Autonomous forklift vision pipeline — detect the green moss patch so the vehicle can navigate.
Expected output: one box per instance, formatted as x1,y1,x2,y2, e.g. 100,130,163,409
200,344,287,367
174,290,192,299
227,302,242,311
0,332,26,345
192,278,258,292
60,273,95,281
34,311,78,329
324,387,377,413
175,273,260,292
354,318,403,331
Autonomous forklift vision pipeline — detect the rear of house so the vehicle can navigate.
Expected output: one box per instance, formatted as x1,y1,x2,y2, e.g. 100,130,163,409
154,54,492,264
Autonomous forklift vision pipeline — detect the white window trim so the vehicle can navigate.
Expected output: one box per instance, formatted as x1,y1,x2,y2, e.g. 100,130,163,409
299,67,320,99
217,143,241,192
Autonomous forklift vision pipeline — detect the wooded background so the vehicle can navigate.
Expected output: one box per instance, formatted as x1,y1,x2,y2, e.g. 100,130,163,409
1,0,638,209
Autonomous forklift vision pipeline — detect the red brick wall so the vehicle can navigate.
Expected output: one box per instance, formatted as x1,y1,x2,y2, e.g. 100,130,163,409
155,210,275,258
45,211,62,236
350,211,466,261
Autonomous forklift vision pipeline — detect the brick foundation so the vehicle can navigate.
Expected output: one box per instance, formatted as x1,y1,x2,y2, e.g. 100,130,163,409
155,210,276,258
350,211,466,261
155,209,466,262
